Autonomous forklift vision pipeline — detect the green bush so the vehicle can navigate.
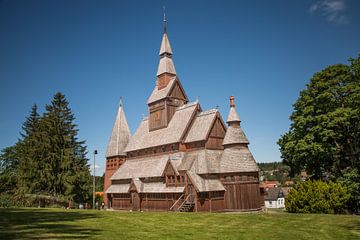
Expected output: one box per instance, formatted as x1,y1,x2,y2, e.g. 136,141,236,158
0,193,15,208
338,169,360,214
286,180,350,214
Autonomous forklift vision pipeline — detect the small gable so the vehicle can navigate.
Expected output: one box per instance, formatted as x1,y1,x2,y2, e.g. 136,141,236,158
205,114,226,150
168,80,188,101
163,160,178,176
208,116,226,139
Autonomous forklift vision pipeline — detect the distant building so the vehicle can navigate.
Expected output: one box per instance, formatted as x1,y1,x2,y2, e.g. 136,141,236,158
264,187,292,209
264,188,285,208
103,15,262,212
264,181,279,189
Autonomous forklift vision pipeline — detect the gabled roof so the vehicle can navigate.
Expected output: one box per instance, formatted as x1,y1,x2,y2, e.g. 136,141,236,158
142,182,184,193
147,76,177,104
184,109,218,143
124,102,199,152
178,149,222,174
187,163,225,192
218,146,259,173
227,106,241,123
110,154,170,180
105,184,130,194
222,126,249,145
106,101,131,157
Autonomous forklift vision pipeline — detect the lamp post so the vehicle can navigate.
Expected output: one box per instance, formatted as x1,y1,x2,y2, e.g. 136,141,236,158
93,150,98,209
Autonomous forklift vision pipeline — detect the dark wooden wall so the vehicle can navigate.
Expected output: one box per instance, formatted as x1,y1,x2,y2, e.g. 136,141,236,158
205,116,226,150
222,174,261,211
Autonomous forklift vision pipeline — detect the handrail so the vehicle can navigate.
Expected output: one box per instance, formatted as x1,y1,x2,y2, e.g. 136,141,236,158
177,194,192,211
170,193,184,211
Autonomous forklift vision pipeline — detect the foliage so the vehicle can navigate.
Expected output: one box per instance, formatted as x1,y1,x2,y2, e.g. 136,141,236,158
258,162,286,172
95,174,104,192
0,145,20,193
1,208,360,239
1,92,92,206
286,180,350,214
278,55,360,179
338,169,360,214
0,193,15,208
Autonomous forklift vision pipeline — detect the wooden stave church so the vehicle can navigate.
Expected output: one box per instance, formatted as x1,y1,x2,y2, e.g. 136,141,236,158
104,16,262,212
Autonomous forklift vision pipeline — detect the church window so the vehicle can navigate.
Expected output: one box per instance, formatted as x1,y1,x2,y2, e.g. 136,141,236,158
155,111,161,121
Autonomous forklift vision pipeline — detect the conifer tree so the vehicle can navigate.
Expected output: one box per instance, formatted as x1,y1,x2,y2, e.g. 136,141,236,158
41,92,91,202
17,104,43,195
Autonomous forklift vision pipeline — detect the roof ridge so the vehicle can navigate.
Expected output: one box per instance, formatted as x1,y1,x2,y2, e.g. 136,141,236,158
176,101,198,111
198,109,218,116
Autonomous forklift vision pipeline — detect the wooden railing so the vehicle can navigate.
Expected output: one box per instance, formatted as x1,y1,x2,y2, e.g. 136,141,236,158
176,194,192,211
169,194,184,211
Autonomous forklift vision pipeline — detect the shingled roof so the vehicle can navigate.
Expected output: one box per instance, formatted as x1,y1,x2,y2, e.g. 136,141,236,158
227,106,241,123
124,102,199,152
157,56,176,76
187,162,225,192
218,146,259,173
106,100,131,157
110,154,170,180
159,32,173,55
105,184,130,194
147,76,176,104
178,149,222,174
222,126,249,145
184,109,218,143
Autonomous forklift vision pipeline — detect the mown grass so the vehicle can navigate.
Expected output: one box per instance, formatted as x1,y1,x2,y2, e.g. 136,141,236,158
0,208,359,239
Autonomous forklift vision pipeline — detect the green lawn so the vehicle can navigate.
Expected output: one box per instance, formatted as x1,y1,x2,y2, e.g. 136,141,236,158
0,208,359,239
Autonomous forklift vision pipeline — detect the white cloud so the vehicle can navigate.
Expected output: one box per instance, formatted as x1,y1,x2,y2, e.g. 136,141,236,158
90,164,104,176
309,0,348,24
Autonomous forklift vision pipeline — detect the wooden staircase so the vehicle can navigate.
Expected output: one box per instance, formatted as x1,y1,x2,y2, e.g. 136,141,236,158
170,194,195,212
178,202,195,212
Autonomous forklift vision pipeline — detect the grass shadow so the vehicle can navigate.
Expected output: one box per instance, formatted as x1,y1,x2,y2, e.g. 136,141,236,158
0,208,100,239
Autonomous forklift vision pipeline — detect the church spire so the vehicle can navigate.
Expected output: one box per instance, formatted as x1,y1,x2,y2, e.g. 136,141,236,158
223,96,249,146
227,96,241,124
106,97,131,157
163,6,167,33
157,10,176,76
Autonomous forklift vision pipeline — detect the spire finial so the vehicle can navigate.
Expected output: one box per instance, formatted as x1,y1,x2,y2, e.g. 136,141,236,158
230,96,235,107
163,6,167,33
119,96,123,107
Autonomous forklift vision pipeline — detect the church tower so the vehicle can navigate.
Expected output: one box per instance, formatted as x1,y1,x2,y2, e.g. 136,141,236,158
147,13,188,131
104,98,131,200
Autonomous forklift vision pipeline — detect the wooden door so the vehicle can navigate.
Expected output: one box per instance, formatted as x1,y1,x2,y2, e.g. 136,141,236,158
188,185,196,202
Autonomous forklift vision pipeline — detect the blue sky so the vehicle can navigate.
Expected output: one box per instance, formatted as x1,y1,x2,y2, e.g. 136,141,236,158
1,0,359,175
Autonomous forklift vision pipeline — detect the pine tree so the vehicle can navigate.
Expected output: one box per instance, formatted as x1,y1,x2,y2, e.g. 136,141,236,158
41,92,91,202
17,104,43,195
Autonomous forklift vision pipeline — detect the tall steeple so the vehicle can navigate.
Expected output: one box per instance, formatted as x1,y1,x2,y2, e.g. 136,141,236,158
157,9,176,84
223,96,249,146
106,97,131,157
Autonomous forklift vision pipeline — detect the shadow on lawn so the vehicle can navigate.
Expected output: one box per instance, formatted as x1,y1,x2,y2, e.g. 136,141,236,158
345,219,360,232
0,208,100,239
